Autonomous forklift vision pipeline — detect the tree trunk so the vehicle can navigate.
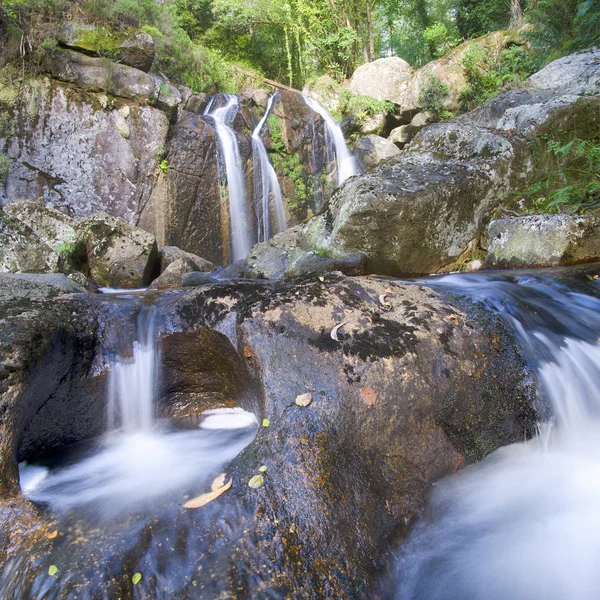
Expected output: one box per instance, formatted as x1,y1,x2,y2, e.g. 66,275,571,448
510,0,524,27
366,0,375,61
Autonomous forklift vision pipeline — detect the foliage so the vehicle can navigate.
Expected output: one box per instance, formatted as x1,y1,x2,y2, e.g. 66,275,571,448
458,43,538,110
454,0,511,39
0,153,11,184
418,73,452,119
422,22,460,58
519,138,600,215
159,158,169,173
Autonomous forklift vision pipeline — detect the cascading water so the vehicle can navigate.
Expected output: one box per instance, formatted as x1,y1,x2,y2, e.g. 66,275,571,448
251,94,287,242
303,95,359,187
394,268,600,600
204,95,252,263
19,293,258,515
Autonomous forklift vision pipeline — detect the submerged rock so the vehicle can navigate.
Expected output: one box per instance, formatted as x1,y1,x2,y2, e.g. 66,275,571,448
486,215,600,269
82,212,160,288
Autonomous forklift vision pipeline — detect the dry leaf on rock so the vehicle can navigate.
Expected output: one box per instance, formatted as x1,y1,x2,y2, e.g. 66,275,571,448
184,476,232,509
360,387,377,407
295,392,313,407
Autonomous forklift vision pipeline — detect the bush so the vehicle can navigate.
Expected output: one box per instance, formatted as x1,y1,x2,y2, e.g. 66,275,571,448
419,74,452,120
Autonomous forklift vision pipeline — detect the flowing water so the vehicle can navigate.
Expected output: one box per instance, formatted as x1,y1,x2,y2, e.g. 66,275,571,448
251,94,287,242
303,95,359,187
204,95,252,263
395,267,600,600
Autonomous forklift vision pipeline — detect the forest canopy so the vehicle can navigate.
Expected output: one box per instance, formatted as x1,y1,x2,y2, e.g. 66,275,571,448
1,0,599,91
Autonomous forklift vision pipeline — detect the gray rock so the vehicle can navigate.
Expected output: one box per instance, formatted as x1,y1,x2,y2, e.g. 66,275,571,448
388,124,412,145
348,56,414,101
150,74,183,113
117,31,155,72
352,134,401,171
43,48,156,101
0,210,59,273
159,246,214,273
4,77,169,225
486,215,600,269
185,93,210,114
528,47,600,96
182,271,215,287
0,272,86,299
81,212,160,288
410,110,435,128
149,257,198,290
358,111,388,136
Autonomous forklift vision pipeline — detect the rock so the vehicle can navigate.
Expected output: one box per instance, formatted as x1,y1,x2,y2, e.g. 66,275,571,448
159,246,214,273
528,47,600,96
185,93,209,114
3,77,169,224
139,112,223,263
304,74,347,114
0,210,59,274
240,88,270,109
352,134,401,171
349,56,414,102
410,110,435,128
43,48,156,101
57,22,155,72
181,271,215,287
81,212,160,288
67,271,88,287
3,201,86,273
388,124,412,145
486,215,600,269
148,257,197,290
150,74,183,113
358,111,388,136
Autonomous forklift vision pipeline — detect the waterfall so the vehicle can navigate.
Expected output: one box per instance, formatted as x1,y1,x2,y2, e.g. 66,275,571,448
251,94,287,242
395,270,600,600
107,304,159,433
204,95,252,263
303,95,359,187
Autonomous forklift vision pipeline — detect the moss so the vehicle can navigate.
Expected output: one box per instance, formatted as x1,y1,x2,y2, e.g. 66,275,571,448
0,154,11,184
74,26,120,57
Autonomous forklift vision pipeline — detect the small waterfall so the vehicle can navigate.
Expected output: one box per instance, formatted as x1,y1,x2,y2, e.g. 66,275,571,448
251,95,287,242
107,304,159,433
204,95,252,263
303,95,359,187
395,270,600,600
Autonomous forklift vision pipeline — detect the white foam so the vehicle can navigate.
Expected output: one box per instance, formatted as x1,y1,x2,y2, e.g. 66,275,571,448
200,407,259,430
19,463,49,495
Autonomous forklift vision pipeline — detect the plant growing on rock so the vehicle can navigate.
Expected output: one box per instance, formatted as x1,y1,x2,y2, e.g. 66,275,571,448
419,73,453,120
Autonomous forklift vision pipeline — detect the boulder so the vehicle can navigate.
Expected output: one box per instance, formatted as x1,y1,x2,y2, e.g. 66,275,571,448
486,215,600,269
388,124,412,145
3,201,86,272
349,56,414,102
150,74,183,113
0,210,58,274
181,271,216,286
159,245,215,273
353,134,401,171
57,22,155,72
410,110,435,128
81,212,160,288
3,77,169,224
185,93,210,114
148,257,198,290
43,48,156,101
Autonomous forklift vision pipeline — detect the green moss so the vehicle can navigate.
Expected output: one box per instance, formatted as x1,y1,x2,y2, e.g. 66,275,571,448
0,154,10,184
75,27,120,57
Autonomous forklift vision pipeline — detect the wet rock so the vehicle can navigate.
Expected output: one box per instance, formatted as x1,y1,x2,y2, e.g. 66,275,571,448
43,49,156,101
353,134,401,171
486,215,600,269
181,271,216,287
148,257,197,290
81,212,160,288
159,246,214,273
0,210,58,274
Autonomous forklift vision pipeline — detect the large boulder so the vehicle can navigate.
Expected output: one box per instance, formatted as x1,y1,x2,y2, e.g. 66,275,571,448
81,212,160,288
0,210,59,274
352,134,401,171
57,22,156,72
3,76,169,224
349,56,414,102
43,48,156,101
159,245,215,273
486,215,600,269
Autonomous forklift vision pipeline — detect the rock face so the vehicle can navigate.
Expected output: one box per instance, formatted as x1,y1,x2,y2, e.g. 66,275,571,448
486,215,600,269
2,75,169,224
352,134,401,171
82,212,160,288
247,48,600,278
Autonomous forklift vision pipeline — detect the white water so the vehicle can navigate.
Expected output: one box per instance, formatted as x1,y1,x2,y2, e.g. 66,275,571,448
303,95,359,187
205,95,253,262
251,94,287,242
21,302,258,515
396,272,600,600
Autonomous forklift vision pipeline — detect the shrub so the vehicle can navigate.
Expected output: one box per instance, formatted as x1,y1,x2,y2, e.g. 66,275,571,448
419,73,452,120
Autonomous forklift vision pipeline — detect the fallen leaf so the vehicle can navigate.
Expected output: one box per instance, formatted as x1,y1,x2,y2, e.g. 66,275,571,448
262,418,270,427
48,565,58,577
259,465,267,472
289,523,297,534
211,473,227,492
330,321,348,341
385,288,394,294
132,572,142,585
183,478,232,509
243,346,253,358
379,294,391,308
318,276,325,282
248,474,264,488
47,530,58,539
295,392,313,407
360,387,377,407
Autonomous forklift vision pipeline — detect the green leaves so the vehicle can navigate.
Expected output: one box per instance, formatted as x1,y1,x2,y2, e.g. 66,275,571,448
48,565,58,577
